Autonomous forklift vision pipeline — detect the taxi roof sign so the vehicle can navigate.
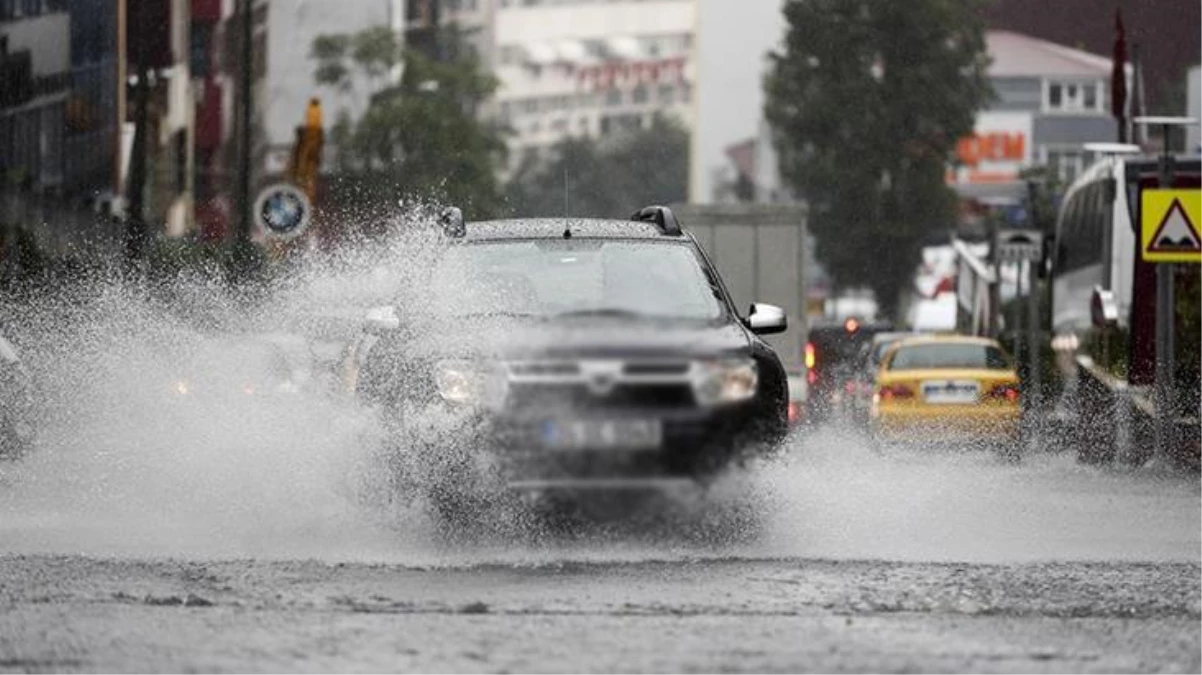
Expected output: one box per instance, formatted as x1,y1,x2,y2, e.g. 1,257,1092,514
1140,189,1201,263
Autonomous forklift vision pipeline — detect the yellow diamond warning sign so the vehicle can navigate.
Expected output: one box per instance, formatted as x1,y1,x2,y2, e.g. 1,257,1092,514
1141,189,1201,263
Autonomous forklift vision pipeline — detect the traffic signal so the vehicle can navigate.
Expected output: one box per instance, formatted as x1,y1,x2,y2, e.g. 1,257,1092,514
844,317,860,334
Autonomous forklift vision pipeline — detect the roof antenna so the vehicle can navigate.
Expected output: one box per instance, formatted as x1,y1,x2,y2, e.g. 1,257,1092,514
562,162,572,239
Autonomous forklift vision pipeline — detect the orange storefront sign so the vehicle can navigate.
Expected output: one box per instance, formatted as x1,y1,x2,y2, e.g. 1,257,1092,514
956,132,1026,168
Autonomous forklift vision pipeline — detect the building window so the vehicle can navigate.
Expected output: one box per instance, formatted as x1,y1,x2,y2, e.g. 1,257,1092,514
631,85,648,104
1044,80,1103,113
1083,84,1097,109
1043,146,1085,183
658,84,676,104
605,89,622,106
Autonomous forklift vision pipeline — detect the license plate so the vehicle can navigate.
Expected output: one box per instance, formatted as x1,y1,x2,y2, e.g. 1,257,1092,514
541,418,663,451
921,380,980,404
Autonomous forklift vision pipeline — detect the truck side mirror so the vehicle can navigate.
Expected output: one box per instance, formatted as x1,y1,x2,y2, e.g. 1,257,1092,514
746,303,787,335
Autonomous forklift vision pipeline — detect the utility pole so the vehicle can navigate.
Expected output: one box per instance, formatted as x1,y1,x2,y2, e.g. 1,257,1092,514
233,0,256,279
123,0,150,268
1134,116,1198,462
1026,255,1041,425
1153,124,1176,462
986,217,1001,338
113,0,127,198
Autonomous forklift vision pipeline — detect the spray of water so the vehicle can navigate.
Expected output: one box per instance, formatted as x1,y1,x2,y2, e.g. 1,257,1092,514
0,203,1196,566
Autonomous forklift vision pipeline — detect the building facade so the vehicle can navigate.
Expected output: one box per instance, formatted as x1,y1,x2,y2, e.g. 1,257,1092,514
982,0,1199,115
1,0,71,196
488,0,696,170
134,0,195,237
727,30,1131,208
949,30,1128,203
192,0,270,242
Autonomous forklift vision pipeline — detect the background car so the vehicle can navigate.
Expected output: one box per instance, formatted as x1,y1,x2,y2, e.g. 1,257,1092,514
848,331,922,427
803,318,895,424
869,335,1021,454
785,369,807,430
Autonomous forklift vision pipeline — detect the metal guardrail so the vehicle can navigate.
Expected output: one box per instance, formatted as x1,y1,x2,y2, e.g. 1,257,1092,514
1073,355,1199,470
952,239,995,337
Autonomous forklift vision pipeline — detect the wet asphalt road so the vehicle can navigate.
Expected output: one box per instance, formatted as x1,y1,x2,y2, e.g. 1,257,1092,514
1,430,1199,673
0,555,1198,673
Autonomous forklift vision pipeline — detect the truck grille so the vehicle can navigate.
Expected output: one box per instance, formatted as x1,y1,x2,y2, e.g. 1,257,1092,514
502,359,697,412
506,382,695,411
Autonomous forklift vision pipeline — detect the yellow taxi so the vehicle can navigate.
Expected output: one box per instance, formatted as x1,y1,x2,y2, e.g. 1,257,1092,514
869,335,1021,449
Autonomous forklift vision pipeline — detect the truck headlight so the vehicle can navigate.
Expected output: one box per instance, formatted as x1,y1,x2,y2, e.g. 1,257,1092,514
433,360,505,407
692,358,758,406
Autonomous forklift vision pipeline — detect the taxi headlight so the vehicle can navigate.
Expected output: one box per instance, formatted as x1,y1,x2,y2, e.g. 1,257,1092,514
693,358,758,406
433,360,505,406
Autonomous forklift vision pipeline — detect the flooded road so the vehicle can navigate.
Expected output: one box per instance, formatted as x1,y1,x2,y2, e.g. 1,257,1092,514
0,275,1198,672
2,429,1198,673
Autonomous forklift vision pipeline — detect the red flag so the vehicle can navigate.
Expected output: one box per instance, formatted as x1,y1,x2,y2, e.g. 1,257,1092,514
1111,7,1128,139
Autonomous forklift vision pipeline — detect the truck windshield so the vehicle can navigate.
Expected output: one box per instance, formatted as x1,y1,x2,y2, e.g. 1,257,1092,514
429,239,724,321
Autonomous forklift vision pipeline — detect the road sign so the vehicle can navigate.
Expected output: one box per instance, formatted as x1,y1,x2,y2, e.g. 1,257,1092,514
254,183,312,239
996,229,1043,263
1140,189,1201,263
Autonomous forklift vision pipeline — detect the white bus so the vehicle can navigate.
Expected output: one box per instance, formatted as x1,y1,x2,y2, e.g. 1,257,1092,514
1050,152,1200,341
1051,153,1130,337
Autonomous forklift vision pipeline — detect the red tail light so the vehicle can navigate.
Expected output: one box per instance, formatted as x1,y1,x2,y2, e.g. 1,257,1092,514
787,401,802,424
987,383,1020,402
806,370,818,385
877,384,914,401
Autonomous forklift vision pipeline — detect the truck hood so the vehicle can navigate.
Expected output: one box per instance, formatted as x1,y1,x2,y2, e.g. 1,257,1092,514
398,316,753,362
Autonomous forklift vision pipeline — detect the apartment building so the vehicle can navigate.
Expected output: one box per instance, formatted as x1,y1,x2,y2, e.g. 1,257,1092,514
489,0,696,169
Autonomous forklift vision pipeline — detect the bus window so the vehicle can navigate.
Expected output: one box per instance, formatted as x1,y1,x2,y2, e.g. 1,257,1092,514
1059,180,1108,274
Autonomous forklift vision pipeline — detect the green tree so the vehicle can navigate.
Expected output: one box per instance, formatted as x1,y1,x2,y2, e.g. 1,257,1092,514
312,25,507,222
764,0,992,319
506,115,690,218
